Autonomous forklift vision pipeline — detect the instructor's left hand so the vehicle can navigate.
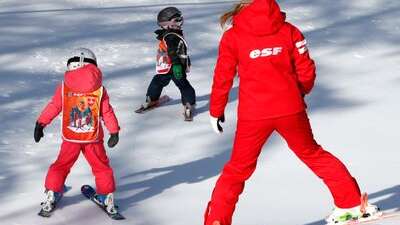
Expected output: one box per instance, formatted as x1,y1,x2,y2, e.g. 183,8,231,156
108,133,119,148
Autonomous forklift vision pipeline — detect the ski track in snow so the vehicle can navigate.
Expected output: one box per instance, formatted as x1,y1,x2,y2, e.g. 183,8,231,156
0,0,399,225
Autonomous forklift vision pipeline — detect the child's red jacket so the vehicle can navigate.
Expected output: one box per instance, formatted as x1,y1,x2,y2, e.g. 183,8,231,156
210,0,316,120
38,64,119,141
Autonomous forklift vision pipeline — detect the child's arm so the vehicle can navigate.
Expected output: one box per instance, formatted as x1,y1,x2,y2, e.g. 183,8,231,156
164,34,184,65
37,84,63,126
100,88,120,135
290,25,316,95
209,30,238,118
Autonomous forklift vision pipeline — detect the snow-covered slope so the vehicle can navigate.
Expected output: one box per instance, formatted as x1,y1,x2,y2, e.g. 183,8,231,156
0,1,399,225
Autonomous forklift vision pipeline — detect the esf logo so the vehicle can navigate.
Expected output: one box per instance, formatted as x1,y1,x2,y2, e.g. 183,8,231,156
249,47,283,59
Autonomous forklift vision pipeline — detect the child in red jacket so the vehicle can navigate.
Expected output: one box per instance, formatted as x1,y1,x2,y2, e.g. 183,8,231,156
34,48,120,215
204,1,380,225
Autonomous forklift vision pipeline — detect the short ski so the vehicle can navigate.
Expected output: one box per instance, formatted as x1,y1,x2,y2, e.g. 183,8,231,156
81,185,125,220
135,95,170,114
343,211,400,225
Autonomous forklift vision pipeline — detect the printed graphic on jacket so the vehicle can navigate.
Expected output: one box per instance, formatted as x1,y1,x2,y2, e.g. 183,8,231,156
156,40,172,74
62,83,103,143
156,32,191,74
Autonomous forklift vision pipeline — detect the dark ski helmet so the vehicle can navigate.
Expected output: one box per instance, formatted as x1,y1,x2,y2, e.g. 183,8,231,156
157,7,184,29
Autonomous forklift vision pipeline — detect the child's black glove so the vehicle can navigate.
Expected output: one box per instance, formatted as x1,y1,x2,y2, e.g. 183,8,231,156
107,133,119,148
34,122,45,143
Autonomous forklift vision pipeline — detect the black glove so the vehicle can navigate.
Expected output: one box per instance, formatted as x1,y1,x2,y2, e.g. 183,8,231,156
217,114,225,132
34,122,45,143
107,133,119,148
210,114,225,134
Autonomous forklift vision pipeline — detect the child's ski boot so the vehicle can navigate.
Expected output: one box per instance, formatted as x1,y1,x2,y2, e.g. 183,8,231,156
38,189,63,217
144,96,158,109
183,102,194,121
93,193,118,215
325,193,381,225
81,184,125,220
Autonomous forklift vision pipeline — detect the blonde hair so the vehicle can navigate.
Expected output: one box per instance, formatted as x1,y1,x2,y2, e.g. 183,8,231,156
220,1,251,28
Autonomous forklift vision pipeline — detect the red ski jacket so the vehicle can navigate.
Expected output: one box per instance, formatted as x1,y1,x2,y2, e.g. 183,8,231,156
38,64,120,142
210,0,316,120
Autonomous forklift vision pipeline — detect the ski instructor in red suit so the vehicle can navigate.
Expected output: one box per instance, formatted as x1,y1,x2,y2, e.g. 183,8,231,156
204,1,380,225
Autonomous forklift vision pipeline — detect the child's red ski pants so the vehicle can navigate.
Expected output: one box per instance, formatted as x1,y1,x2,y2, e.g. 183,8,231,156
204,111,361,225
44,141,115,194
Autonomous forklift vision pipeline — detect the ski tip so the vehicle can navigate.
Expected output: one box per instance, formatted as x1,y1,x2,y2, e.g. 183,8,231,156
360,192,368,214
38,210,51,218
134,107,145,114
112,214,126,220
81,184,92,192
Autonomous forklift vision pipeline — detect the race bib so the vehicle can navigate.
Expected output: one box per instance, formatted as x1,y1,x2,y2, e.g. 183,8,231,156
61,83,103,143
156,40,172,74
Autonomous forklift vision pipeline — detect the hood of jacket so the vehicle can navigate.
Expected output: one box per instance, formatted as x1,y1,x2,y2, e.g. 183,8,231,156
64,64,102,92
233,0,285,36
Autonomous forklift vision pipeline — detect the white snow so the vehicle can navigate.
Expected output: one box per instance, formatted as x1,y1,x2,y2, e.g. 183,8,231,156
0,0,399,225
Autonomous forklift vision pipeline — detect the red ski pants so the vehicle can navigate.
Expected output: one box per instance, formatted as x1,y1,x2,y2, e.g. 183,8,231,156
45,141,115,194
204,111,361,225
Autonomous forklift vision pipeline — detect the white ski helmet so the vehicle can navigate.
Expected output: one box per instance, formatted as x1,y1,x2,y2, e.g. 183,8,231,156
67,48,97,71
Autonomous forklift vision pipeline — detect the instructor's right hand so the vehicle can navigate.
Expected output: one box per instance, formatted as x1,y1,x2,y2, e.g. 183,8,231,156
34,121,45,143
210,114,225,134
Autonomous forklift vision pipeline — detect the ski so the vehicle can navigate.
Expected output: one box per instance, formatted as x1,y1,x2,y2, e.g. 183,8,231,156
135,95,170,114
81,185,125,220
343,211,400,225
